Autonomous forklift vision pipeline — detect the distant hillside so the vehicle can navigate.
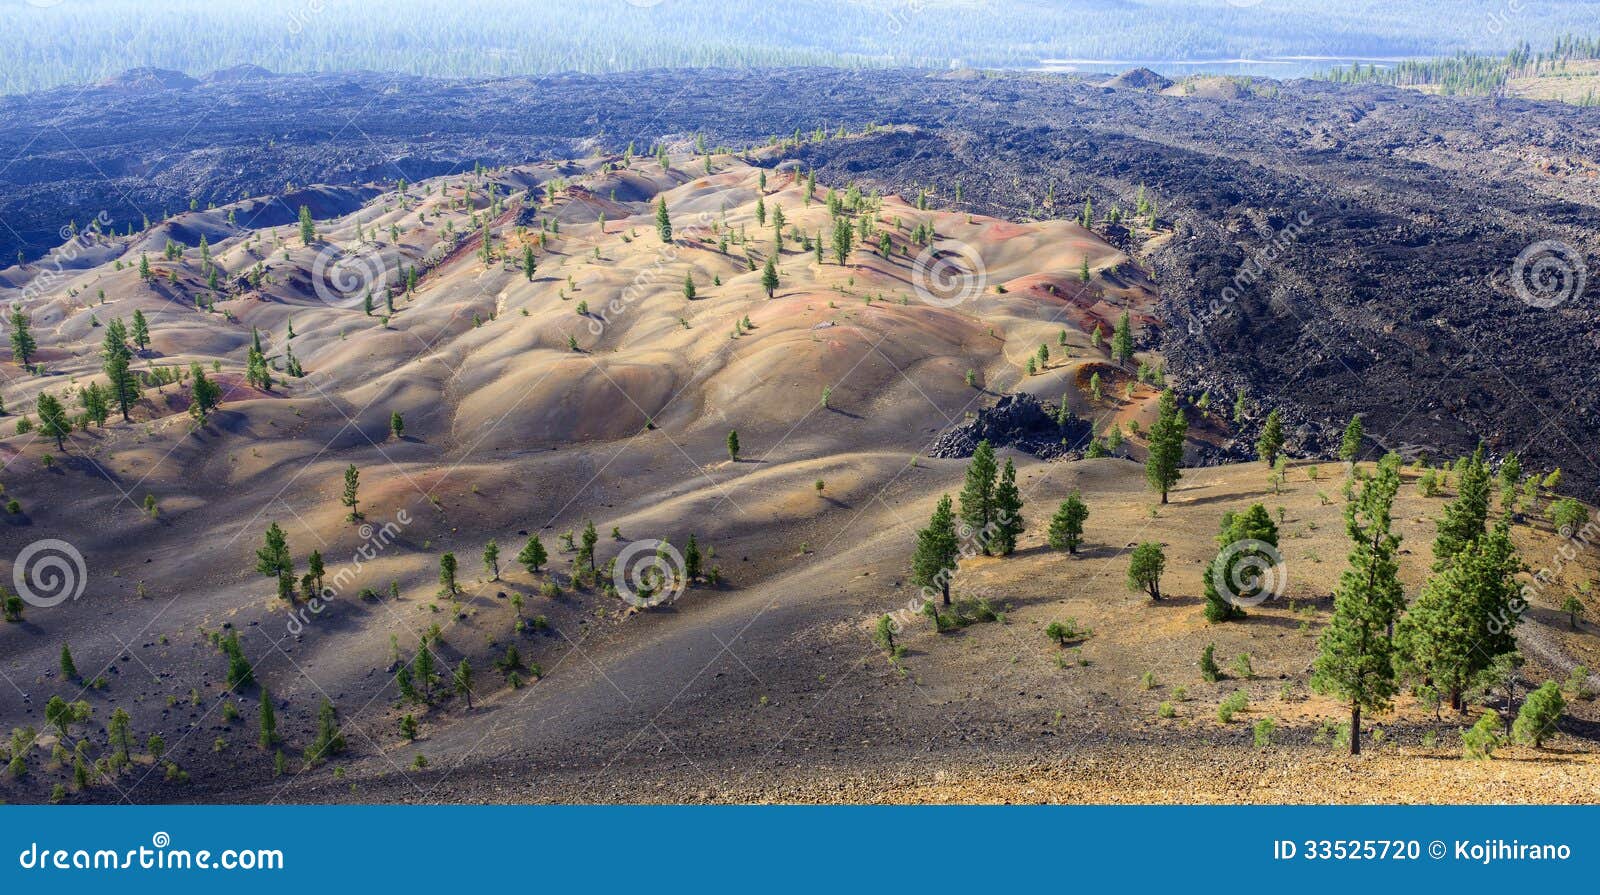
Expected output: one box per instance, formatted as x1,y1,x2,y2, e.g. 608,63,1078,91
1322,35,1600,104
4,0,1600,93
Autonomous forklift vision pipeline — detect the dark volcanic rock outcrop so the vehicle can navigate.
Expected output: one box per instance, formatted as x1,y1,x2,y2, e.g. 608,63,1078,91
928,394,1091,460
1102,68,1173,91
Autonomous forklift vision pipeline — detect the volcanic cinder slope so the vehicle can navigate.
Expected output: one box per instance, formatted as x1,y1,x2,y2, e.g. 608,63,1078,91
6,68,1600,493
0,145,1596,804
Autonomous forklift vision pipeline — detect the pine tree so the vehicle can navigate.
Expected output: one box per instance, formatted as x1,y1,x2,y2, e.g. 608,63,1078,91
831,217,853,264
255,522,291,577
1399,515,1523,712
755,195,766,226
107,707,132,768
523,243,537,280
258,688,278,748
1256,408,1284,465
1432,445,1490,570
1203,504,1279,622
79,381,110,427
1127,543,1166,600
1497,451,1522,506
1512,681,1565,749
308,698,345,761
726,429,740,462
479,539,500,581
517,534,548,573
655,197,672,242
412,641,436,701
36,393,71,450
1144,389,1187,503
439,553,458,596
958,440,999,554
341,464,361,522
59,643,78,680
991,459,1024,556
1312,453,1403,755
307,550,325,595
1339,415,1363,463
477,218,493,263
298,205,315,246
221,630,254,690
7,306,36,367
453,659,474,709
130,309,150,350
102,321,138,421
911,494,960,606
396,664,418,703
1111,311,1134,365
683,534,702,581
189,362,221,422
1047,492,1089,554
682,272,696,300
761,256,779,298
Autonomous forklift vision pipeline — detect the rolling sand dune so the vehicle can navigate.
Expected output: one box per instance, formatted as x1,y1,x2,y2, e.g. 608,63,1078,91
0,143,1594,805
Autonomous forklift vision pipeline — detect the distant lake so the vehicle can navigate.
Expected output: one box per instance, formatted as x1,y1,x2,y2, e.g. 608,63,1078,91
1032,56,1413,78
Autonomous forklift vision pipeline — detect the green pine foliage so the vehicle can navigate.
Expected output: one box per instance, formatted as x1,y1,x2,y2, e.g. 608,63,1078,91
1144,389,1187,503
1255,408,1284,465
990,459,1024,556
957,440,999,553
911,494,960,606
1127,543,1166,600
1398,514,1523,712
1202,504,1279,623
1311,453,1403,754
1047,491,1089,555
